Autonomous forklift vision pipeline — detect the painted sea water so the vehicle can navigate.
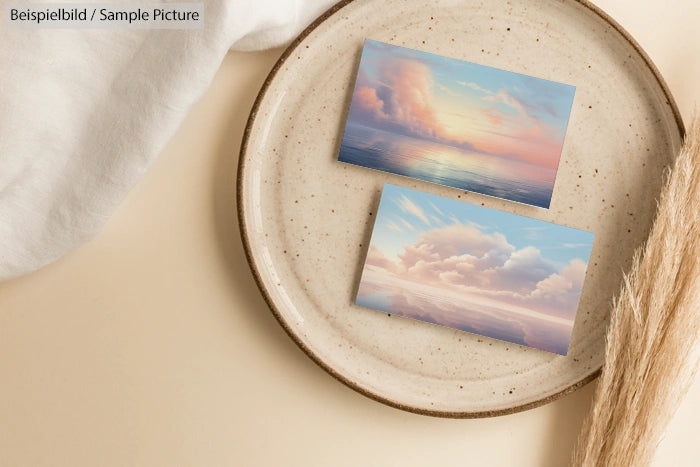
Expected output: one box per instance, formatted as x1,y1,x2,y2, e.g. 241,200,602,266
339,123,556,208
356,269,573,355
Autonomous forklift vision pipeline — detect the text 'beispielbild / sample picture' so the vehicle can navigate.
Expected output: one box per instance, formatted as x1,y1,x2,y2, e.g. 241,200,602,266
356,184,594,355
339,39,576,208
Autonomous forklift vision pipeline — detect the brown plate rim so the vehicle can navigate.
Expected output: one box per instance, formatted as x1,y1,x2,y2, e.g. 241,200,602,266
236,0,685,418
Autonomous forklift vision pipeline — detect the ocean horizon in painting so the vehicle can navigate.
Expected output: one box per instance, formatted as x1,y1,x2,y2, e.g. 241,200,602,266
356,184,594,355
339,40,576,208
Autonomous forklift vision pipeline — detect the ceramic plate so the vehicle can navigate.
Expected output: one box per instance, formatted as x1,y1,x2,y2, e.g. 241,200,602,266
237,0,683,416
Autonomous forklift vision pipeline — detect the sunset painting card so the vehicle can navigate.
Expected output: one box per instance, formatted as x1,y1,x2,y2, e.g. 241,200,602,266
356,184,594,355
339,40,576,209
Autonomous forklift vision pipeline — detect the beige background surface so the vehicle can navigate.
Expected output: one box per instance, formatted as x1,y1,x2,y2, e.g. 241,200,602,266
1,1,698,465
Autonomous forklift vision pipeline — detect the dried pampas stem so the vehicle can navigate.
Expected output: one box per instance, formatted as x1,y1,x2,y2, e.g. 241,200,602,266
572,116,700,466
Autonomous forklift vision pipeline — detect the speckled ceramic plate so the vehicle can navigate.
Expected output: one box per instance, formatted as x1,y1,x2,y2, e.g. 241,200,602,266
237,0,683,417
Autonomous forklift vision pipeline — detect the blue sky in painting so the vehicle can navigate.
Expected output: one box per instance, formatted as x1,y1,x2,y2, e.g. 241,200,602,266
372,184,593,266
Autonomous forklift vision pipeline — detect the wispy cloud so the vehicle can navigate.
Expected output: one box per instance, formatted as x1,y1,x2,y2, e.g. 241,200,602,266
386,220,403,233
429,202,444,216
399,218,416,231
437,83,459,97
398,195,430,225
466,220,487,230
430,215,446,226
483,88,528,117
462,81,493,95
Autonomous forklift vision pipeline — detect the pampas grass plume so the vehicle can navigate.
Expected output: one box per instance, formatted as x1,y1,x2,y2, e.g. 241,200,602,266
572,116,700,466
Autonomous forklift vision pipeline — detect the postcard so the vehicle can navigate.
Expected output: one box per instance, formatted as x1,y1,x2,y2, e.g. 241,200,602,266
338,39,576,208
356,184,594,355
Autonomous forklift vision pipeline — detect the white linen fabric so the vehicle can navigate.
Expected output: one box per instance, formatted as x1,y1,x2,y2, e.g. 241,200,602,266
0,0,337,280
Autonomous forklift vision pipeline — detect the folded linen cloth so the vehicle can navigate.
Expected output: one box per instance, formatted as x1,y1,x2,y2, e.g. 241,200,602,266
0,0,337,280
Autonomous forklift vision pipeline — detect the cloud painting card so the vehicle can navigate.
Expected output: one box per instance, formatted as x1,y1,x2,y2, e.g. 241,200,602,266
356,184,594,355
338,39,576,209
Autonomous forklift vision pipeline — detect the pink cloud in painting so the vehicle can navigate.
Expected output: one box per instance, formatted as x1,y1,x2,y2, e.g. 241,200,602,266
354,86,388,119
383,60,449,141
365,245,402,274
365,223,586,321
351,58,475,150
354,59,457,145
345,41,575,172
530,259,588,308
